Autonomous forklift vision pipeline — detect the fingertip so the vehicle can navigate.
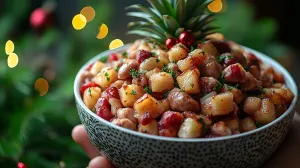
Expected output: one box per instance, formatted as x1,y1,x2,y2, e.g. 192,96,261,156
72,125,87,143
89,156,114,168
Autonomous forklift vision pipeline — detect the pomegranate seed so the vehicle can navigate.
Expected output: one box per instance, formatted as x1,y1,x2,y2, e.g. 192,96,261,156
103,87,120,99
95,97,114,121
80,82,99,96
108,53,119,62
137,50,152,63
141,112,153,125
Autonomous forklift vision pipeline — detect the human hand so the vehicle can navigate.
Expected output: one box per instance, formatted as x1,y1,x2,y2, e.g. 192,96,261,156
72,125,114,168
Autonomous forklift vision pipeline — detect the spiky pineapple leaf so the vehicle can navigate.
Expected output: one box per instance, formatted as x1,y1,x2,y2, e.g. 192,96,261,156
163,15,180,34
126,4,160,19
127,30,163,40
161,0,176,17
185,0,197,17
175,0,187,25
184,16,201,30
193,0,213,16
148,0,167,15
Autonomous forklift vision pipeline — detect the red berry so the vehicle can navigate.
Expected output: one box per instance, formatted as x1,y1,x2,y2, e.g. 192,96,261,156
141,112,153,125
108,53,119,62
166,38,179,49
137,50,152,63
18,162,27,168
103,87,120,99
179,31,195,46
30,8,47,29
95,97,114,121
223,56,236,67
80,82,99,96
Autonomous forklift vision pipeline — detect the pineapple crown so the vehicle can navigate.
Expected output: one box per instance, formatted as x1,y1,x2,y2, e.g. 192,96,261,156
126,0,218,46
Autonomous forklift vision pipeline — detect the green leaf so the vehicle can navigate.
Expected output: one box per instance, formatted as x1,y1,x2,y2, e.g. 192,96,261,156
175,0,187,25
186,0,197,17
128,21,152,29
161,0,176,17
140,28,165,37
126,4,160,19
127,30,163,40
193,0,213,16
163,15,180,34
148,0,168,15
184,16,201,30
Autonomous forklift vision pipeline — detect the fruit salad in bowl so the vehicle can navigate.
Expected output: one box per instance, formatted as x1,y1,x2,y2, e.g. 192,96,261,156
74,0,297,168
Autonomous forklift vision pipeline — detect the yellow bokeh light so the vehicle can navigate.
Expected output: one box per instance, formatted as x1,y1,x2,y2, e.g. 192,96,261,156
35,78,49,96
97,24,109,39
5,40,14,55
72,14,87,30
109,39,124,50
7,53,19,68
80,6,95,22
208,0,223,13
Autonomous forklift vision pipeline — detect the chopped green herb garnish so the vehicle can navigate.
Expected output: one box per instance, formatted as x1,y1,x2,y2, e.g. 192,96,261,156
168,69,177,78
129,69,140,78
144,86,152,94
213,74,225,92
92,107,96,113
88,88,92,97
198,118,208,134
142,129,147,133
163,90,170,99
174,81,180,88
162,64,168,72
122,52,128,58
105,72,110,82
131,90,137,95
216,55,232,64
156,58,160,63
115,66,120,71
151,52,156,57
255,122,264,128
227,84,240,91
99,56,109,63
258,86,266,94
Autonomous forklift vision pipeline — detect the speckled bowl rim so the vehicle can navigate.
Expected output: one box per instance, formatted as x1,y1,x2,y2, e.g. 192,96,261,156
74,44,298,142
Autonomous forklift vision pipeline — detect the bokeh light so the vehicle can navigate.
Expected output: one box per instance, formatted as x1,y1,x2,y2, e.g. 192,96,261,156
208,0,223,13
80,6,95,22
109,39,124,50
34,78,49,96
72,14,87,30
5,40,14,55
7,53,19,68
97,24,109,39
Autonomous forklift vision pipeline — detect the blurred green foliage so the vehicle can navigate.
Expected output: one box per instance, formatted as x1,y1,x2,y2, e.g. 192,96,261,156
0,0,112,167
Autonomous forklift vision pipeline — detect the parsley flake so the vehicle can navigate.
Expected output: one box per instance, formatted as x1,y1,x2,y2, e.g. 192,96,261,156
156,58,160,63
122,52,128,58
198,118,208,134
105,72,110,82
213,74,225,92
115,66,120,71
163,90,170,98
258,86,266,94
151,52,156,57
144,86,152,94
142,129,147,133
131,90,137,95
129,69,140,78
88,88,92,97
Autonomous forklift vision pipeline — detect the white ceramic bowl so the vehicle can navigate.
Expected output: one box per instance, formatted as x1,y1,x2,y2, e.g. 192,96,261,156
74,45,298,168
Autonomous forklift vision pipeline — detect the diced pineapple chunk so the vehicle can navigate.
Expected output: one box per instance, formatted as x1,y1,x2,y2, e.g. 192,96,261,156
198,41,219,56
253,98,276,124
222,117,239,133
168,43,188,62
239,117,257,133
133,94,163,120
149,72,174,92
178,118,202,138
177,49,205,72
176,68,201,94
145,68,161,79
138,120,159,135
201,92,234,116
95,67,118,89
140,57,164,71
90,61,105,75
83,87,101,110
119,84,145,107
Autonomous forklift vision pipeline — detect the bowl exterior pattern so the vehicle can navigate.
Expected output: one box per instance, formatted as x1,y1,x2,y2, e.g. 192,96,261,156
76,101,295,168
